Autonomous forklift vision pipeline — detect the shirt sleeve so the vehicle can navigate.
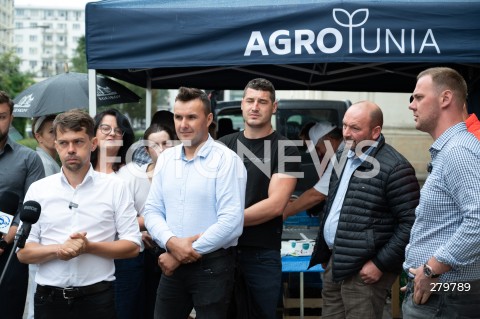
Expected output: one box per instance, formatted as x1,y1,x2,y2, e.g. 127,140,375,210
434,145,480,267
12,151,45,226
114,181,142,247
191,151,247,254
313,161,334,195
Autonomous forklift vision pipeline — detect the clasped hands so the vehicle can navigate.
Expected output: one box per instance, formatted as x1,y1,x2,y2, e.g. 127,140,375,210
56,232,88,261
158,234,201,276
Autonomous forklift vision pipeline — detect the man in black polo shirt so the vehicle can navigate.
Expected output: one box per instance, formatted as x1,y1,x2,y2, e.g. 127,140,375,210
220,78,300,319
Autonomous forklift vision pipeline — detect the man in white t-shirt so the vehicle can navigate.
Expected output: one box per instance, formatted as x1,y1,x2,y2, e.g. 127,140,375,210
283,121,343,220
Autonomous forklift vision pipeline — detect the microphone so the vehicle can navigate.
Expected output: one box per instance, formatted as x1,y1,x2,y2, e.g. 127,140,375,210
0,191,20,235
15,201,41,249
69,202,78,209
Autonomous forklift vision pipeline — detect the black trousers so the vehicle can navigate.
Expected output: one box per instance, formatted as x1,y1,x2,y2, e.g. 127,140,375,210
34,285,116,319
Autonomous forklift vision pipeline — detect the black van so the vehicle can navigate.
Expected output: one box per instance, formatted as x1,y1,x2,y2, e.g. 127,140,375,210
215,99,351,197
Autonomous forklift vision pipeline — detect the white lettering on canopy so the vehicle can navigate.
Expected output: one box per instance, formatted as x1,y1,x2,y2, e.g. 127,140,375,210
244,8,440,56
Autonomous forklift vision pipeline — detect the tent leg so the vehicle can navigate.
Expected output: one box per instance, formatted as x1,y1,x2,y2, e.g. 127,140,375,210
88,69,97,117
146,78,152,127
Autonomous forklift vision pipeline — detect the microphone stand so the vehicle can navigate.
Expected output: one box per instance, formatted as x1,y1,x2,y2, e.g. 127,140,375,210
0,238,21,287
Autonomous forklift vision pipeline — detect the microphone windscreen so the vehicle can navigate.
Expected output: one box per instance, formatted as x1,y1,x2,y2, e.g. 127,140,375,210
0,191,20,215
20,201,41,224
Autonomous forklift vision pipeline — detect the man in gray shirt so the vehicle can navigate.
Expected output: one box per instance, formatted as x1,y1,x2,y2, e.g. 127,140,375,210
0,90,45,319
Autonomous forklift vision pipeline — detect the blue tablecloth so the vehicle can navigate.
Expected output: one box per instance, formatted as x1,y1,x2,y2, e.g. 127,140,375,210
281,255,324,273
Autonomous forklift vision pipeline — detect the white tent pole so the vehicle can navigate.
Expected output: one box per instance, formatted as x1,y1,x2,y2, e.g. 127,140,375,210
88,69,97,116
146,77,152,127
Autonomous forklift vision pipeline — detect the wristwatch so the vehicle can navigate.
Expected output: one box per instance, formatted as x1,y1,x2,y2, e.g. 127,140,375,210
0,239,8,250
423,263,440,278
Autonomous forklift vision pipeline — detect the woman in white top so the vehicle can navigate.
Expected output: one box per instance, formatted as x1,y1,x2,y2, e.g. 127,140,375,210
91,109,144,319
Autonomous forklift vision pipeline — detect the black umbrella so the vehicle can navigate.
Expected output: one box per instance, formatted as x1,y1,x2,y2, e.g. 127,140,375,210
12,72,141,117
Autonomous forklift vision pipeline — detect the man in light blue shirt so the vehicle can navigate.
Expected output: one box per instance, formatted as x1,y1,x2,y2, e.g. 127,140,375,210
403,67,480,318
144,87,247,319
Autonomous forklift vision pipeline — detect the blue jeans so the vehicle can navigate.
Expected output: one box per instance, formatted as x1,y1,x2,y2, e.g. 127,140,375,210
402,279,480,319
236,247,282,319
114,252,145,319
154,249,235,319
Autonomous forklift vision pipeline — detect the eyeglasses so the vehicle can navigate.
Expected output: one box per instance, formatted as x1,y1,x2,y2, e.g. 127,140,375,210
99,124,124,137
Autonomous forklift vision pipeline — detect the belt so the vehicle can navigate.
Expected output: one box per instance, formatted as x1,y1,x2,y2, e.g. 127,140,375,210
36,281,112,300
202,247,233,261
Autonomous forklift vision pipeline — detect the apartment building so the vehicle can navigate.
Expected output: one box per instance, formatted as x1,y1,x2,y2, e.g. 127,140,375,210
13,2,85,78
0,0,14,53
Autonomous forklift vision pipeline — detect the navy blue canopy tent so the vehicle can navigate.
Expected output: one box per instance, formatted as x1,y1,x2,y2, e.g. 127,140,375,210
85,0,480,99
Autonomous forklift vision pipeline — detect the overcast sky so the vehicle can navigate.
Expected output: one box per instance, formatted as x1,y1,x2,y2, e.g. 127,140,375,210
15,0,100,9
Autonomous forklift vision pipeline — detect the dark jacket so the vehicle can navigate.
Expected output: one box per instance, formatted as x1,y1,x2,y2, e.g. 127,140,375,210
309,135,420,282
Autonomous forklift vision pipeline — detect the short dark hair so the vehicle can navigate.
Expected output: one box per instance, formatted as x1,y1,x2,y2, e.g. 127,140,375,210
53,109,95,138
418,67,468,104
0,91,14,115
175,87,211,115
243,78,276,103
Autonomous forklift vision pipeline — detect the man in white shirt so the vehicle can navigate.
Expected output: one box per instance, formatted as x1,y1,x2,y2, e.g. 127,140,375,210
17,109,142,319
144,87,246,319
283,121,344,220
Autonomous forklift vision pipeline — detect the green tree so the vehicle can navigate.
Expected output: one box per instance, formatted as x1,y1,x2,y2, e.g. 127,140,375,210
71,36,87,73
0,50,35,135
71,36,169,128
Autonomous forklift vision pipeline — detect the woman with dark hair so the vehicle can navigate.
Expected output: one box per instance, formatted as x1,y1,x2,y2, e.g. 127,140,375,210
143,123,176,179
91,108,135,173
91,108,146,319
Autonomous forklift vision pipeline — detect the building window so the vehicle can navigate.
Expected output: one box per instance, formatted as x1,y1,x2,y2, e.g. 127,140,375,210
73,23,80,30
29,47,37,54
15,22,23,28
29,35,37,42
73,11,82,21
29,60,37,69
16,47,23,54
